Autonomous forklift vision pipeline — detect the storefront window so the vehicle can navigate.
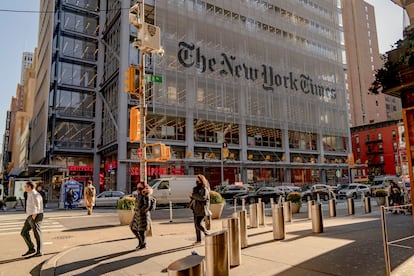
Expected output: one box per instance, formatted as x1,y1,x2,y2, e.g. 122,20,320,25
288,130,317,150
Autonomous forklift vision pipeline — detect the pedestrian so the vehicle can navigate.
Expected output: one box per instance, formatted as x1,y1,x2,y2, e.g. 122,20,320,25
189,174,211,245
66,188,74,209
21,181,43,257
84,180,96,215
36,184,47,209
130,181,152,250
390,181,402,214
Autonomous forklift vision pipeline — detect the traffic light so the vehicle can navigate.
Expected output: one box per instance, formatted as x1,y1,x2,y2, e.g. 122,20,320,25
147,142,171,161
129,106,140,142
124,66,139,94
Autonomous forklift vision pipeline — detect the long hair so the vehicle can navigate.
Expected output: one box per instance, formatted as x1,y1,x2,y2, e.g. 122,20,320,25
197,174,209,187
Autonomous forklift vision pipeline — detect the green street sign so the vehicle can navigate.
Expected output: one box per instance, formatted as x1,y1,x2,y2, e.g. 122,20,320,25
145,74,163,83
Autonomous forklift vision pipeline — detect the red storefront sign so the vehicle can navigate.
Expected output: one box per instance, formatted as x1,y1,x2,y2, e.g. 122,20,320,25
67,166,93,172
129,167,185,176
104,161,118,171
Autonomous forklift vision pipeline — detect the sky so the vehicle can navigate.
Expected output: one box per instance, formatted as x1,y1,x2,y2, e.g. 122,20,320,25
0,0,407,147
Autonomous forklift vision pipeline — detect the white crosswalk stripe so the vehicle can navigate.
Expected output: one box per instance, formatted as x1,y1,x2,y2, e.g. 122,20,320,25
0,215,66,235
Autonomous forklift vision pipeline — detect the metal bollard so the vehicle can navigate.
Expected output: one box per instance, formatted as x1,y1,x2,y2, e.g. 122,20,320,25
347,198,355,215
257,199,263,226
283,201,291,222
205,215,211,230
307,200,315,219
238,210,248,248
270,197,274,206
364,196,371,213
222,217,241,267
328,199,336,217
249,203,258,228
311,203,323,233
258,201,265,226
205,230,229,276
169,201,173,222
242,198,246,211
272,204,285,240
167,255,204,276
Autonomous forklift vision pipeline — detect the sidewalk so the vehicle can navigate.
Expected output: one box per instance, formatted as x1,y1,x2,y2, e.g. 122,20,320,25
39,206,414,276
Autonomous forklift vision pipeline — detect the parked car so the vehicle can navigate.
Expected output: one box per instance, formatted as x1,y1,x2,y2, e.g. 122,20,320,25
220,185,251,199
78,190,125,207
248,187,285,203
301,184,334,201
337,184,370,199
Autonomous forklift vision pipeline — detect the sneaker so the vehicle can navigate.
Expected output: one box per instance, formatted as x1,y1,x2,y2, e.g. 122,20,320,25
33,252,43,257
22,249,35,257
192,241,202,246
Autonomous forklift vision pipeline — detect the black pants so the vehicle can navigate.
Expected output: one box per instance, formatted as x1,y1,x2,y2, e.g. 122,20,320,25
131,229,146,248
21,213,43,253
194,215,206,242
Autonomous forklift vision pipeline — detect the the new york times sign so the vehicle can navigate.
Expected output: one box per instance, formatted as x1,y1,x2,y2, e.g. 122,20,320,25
177,41,336,100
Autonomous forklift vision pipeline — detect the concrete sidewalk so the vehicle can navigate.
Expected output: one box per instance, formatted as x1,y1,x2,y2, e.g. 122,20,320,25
39,207,414,276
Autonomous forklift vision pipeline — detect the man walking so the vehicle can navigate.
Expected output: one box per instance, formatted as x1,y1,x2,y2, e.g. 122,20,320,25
21,181,43,257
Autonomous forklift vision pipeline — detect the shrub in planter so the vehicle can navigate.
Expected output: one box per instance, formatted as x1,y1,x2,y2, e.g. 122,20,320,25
209,191,225,219
5,196,17,202
373,189,388,197
209,191,225,204
287,192,302,213
116,196,136,210
116,196,135,225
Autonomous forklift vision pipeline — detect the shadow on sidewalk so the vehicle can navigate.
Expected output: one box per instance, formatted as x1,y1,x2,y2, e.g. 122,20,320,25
52,244,196,275
63,225,119,232
275,215,414,275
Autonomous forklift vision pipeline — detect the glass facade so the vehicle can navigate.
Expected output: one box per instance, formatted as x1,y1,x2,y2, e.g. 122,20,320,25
96,0,350,190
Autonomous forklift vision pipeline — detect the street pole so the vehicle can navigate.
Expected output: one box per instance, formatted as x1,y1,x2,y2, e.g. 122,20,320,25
139,50,147,185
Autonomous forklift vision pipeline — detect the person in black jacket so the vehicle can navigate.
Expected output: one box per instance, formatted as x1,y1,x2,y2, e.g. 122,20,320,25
130,182,152,250
189,174,211,245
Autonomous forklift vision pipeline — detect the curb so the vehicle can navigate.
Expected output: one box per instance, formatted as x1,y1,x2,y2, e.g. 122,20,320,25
40,246,80,276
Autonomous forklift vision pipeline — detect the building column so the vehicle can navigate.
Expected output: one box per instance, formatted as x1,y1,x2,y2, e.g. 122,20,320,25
116,0,131,193
186,74,195,176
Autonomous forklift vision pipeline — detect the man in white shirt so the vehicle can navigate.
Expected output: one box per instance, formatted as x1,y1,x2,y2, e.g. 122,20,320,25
21,181,44,257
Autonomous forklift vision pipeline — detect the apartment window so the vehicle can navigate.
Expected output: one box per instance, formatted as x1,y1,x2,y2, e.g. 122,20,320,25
392,130,396,139
355,136,359,144
378,133,382,140
380,155,384,163
393,142,398,151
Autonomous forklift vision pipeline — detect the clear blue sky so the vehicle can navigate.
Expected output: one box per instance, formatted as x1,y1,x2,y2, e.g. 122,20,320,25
0,0,406,146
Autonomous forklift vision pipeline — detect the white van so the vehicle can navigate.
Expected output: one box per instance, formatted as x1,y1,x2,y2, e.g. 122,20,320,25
149,176,206,205
371,175,401,192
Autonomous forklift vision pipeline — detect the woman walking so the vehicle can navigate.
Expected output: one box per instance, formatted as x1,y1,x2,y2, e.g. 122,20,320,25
130,182,152,250
189,174,211,245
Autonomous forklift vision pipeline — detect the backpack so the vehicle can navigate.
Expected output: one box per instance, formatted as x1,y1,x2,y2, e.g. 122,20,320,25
149,196,157,211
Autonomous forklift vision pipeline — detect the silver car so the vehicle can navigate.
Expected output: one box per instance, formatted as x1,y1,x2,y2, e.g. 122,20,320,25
78,190,125,207
337,184,370,199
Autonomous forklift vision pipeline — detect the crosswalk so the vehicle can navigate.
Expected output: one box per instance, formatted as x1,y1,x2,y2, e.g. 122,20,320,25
0,214,66,235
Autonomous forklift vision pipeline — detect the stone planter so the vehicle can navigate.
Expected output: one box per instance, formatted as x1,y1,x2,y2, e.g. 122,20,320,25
117,209,134,225
291,202,301,213
209,203,225,219
5,201,17,209
375,197,386,206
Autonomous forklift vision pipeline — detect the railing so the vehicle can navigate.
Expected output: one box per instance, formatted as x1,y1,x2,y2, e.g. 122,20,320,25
380,204,413,276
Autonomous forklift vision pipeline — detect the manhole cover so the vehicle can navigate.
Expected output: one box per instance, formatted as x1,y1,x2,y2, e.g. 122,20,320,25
52,235,73,240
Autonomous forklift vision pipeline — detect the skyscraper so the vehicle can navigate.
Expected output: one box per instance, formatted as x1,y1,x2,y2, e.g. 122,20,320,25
342,0,402,127
20,52,34,85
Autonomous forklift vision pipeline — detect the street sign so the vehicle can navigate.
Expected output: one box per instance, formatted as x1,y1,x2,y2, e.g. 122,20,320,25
145,74,163,83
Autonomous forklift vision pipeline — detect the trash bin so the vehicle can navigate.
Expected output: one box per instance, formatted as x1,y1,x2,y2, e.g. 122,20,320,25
272,204,285,240
167,255,204,276
239,210,248,248
311,203,323,233
222,217,241,267
364,196,371,213
283,201,291,222
249,203,258,228
347,198,355,215
328,199,336,217
307,200,315,219
205,230,229,276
